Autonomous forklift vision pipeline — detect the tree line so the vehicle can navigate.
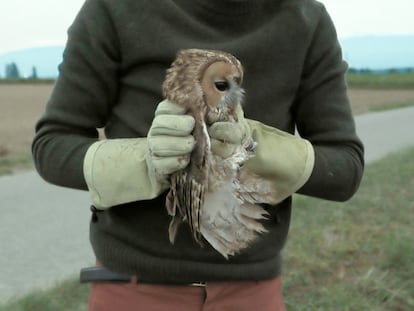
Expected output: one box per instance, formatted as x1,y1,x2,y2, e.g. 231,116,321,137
2,62,413,80
2,62,38,79
348,67,414,74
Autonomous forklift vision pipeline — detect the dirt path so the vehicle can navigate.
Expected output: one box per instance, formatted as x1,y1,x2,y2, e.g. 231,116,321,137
0,84,51,156
348,88,414,114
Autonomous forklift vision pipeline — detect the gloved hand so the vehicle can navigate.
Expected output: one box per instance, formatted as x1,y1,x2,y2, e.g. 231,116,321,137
83,100,195,209
147,100,196,184
208,105,315,204
208,104,252,158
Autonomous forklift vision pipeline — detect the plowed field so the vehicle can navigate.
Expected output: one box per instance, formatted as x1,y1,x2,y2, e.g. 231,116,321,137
1,83,414,156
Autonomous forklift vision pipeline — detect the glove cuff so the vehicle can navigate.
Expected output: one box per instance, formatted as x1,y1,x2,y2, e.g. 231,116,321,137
83,139,167,210
245,119,315,203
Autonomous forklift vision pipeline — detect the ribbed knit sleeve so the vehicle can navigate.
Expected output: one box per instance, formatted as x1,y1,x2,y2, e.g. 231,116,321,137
32,0,120,190
294,4,364,201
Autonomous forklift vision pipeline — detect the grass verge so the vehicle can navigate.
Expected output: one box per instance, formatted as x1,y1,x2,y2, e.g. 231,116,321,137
368,100,414,113
1,147,413,310
0,278,90,311
283,146,414,310
0,154,33,176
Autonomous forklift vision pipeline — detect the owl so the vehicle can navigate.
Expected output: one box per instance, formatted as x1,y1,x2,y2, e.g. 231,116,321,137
162,49,278,259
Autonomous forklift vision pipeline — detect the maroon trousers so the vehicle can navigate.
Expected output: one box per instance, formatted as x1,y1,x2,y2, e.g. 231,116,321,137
88,277,286,311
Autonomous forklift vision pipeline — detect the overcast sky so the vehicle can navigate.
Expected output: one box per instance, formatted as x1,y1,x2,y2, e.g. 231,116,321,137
0,0,413,54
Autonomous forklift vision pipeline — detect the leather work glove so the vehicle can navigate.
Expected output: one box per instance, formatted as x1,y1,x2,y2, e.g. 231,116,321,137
208,105,315,204
83,100,195,210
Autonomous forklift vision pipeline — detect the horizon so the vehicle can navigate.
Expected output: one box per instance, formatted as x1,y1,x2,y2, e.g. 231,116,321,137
1,33,413,57
1,34,414,78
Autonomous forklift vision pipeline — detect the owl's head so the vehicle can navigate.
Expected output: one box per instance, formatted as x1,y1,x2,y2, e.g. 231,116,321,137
200,58,244,124
163,49,244,124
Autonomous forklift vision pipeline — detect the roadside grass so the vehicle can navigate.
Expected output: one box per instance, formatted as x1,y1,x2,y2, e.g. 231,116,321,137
1,147,413,310
367,99,414,113
283,146,414,310
0,153,33,175
0,278,90,311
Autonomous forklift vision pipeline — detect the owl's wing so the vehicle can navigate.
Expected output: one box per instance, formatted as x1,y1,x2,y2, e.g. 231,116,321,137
200,181,269,259
236,167,280,205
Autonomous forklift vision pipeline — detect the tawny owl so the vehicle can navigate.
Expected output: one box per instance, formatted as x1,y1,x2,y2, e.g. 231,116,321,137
162,49,277,259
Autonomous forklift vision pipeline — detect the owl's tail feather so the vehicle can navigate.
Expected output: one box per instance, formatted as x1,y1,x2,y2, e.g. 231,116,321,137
185,177,205,245
166,173,180,243
166,171,206,246
168,216,182,244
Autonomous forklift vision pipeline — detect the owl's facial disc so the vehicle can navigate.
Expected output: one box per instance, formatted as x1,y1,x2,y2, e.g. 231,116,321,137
220,79,244,109
200,61,242,111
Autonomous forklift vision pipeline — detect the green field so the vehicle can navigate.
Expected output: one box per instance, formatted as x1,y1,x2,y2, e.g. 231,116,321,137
346,71,414,89
0,78,55,84
1,147,413,310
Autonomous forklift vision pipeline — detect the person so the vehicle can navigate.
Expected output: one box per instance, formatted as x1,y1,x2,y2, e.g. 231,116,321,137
32,0,364,310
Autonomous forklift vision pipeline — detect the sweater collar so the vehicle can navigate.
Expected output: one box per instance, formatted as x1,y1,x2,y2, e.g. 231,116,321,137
174,0,268,17
195,0,259,15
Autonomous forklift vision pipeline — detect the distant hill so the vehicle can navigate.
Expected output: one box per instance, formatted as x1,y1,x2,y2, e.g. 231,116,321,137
0,35,413,78
0,46,64,78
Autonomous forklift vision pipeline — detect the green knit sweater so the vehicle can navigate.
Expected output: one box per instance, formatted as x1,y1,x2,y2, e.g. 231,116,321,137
32,0,364,283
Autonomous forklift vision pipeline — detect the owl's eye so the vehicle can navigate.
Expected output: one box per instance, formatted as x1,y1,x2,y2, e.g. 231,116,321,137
214,81,229,92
